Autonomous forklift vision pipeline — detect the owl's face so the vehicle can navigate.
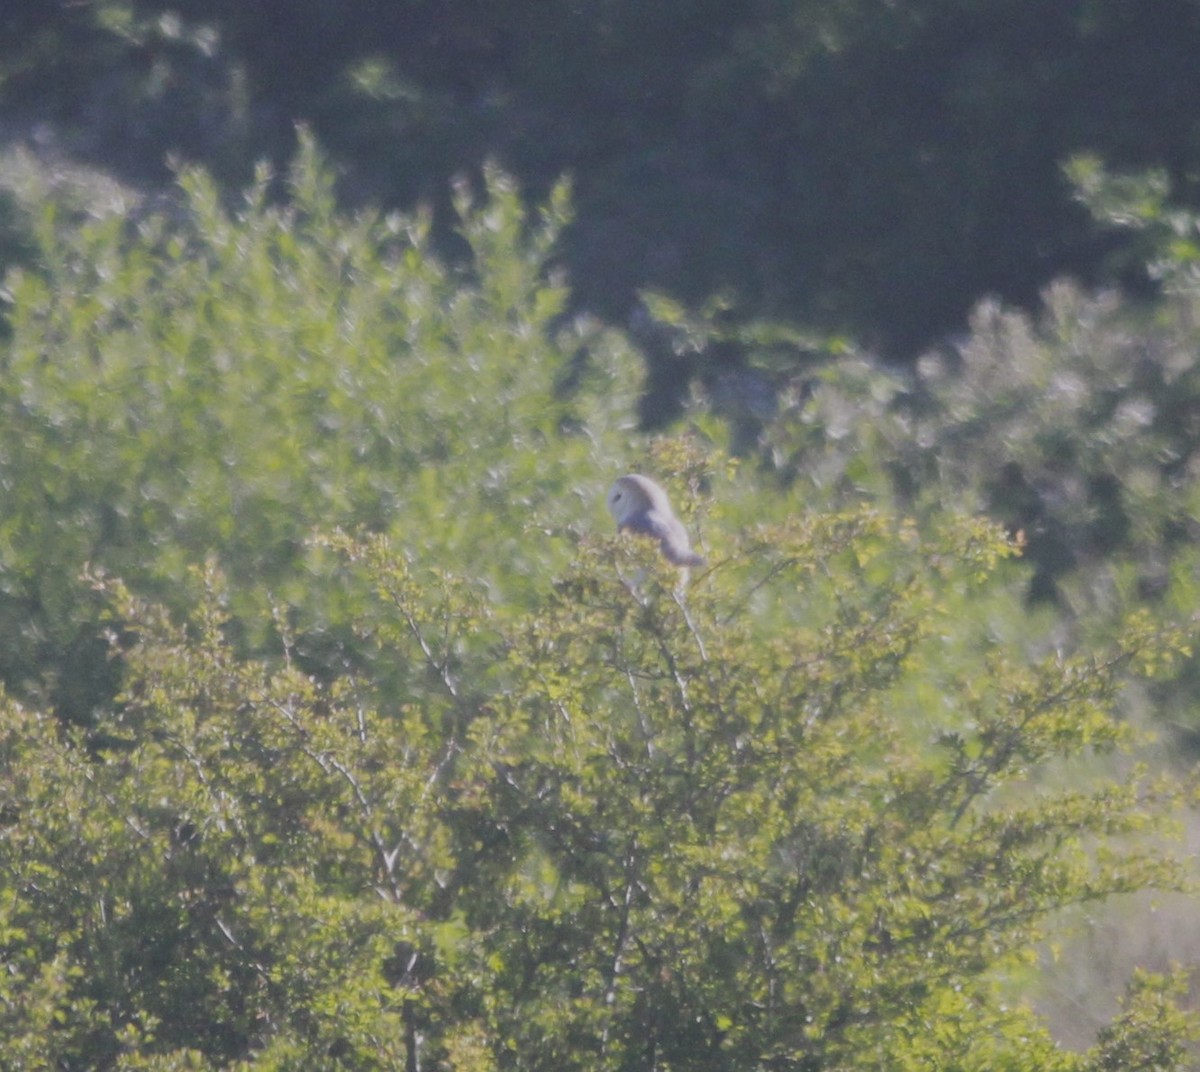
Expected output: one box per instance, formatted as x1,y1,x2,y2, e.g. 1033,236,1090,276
606,475,655,526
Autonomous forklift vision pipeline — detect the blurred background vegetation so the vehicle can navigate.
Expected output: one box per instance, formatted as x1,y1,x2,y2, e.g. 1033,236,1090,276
4,1,1200,1067
5,0,1200,356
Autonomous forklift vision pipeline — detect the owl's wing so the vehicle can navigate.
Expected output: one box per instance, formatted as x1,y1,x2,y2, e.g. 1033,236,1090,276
628,509,704,566
622,509,675,542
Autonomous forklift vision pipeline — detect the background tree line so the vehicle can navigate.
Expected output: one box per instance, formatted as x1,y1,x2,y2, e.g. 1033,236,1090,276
4,0,1200,355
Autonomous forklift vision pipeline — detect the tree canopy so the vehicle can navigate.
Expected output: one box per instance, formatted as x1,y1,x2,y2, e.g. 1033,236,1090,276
0,139,1198,1069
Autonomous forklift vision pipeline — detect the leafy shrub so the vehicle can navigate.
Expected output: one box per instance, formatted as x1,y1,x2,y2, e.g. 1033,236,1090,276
729,164,1200,725
0,133,640,722
0,510,1192,1068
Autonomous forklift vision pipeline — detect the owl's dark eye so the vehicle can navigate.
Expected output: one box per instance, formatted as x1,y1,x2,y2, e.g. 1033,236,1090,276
614,492,622,501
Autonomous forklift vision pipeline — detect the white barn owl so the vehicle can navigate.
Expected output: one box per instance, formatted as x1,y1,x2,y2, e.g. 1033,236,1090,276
606,474,705,567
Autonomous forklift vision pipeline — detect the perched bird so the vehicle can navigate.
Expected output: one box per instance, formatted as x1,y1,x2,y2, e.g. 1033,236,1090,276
606,474,705,567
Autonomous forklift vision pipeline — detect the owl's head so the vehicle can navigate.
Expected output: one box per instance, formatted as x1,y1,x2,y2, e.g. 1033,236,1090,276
606,474,666,526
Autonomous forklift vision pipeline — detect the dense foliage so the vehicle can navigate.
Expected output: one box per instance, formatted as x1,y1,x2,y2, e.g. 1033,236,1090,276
0,135,637,723
1,513,1194,1069
679,162,1200,728
0,142,1198,1069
